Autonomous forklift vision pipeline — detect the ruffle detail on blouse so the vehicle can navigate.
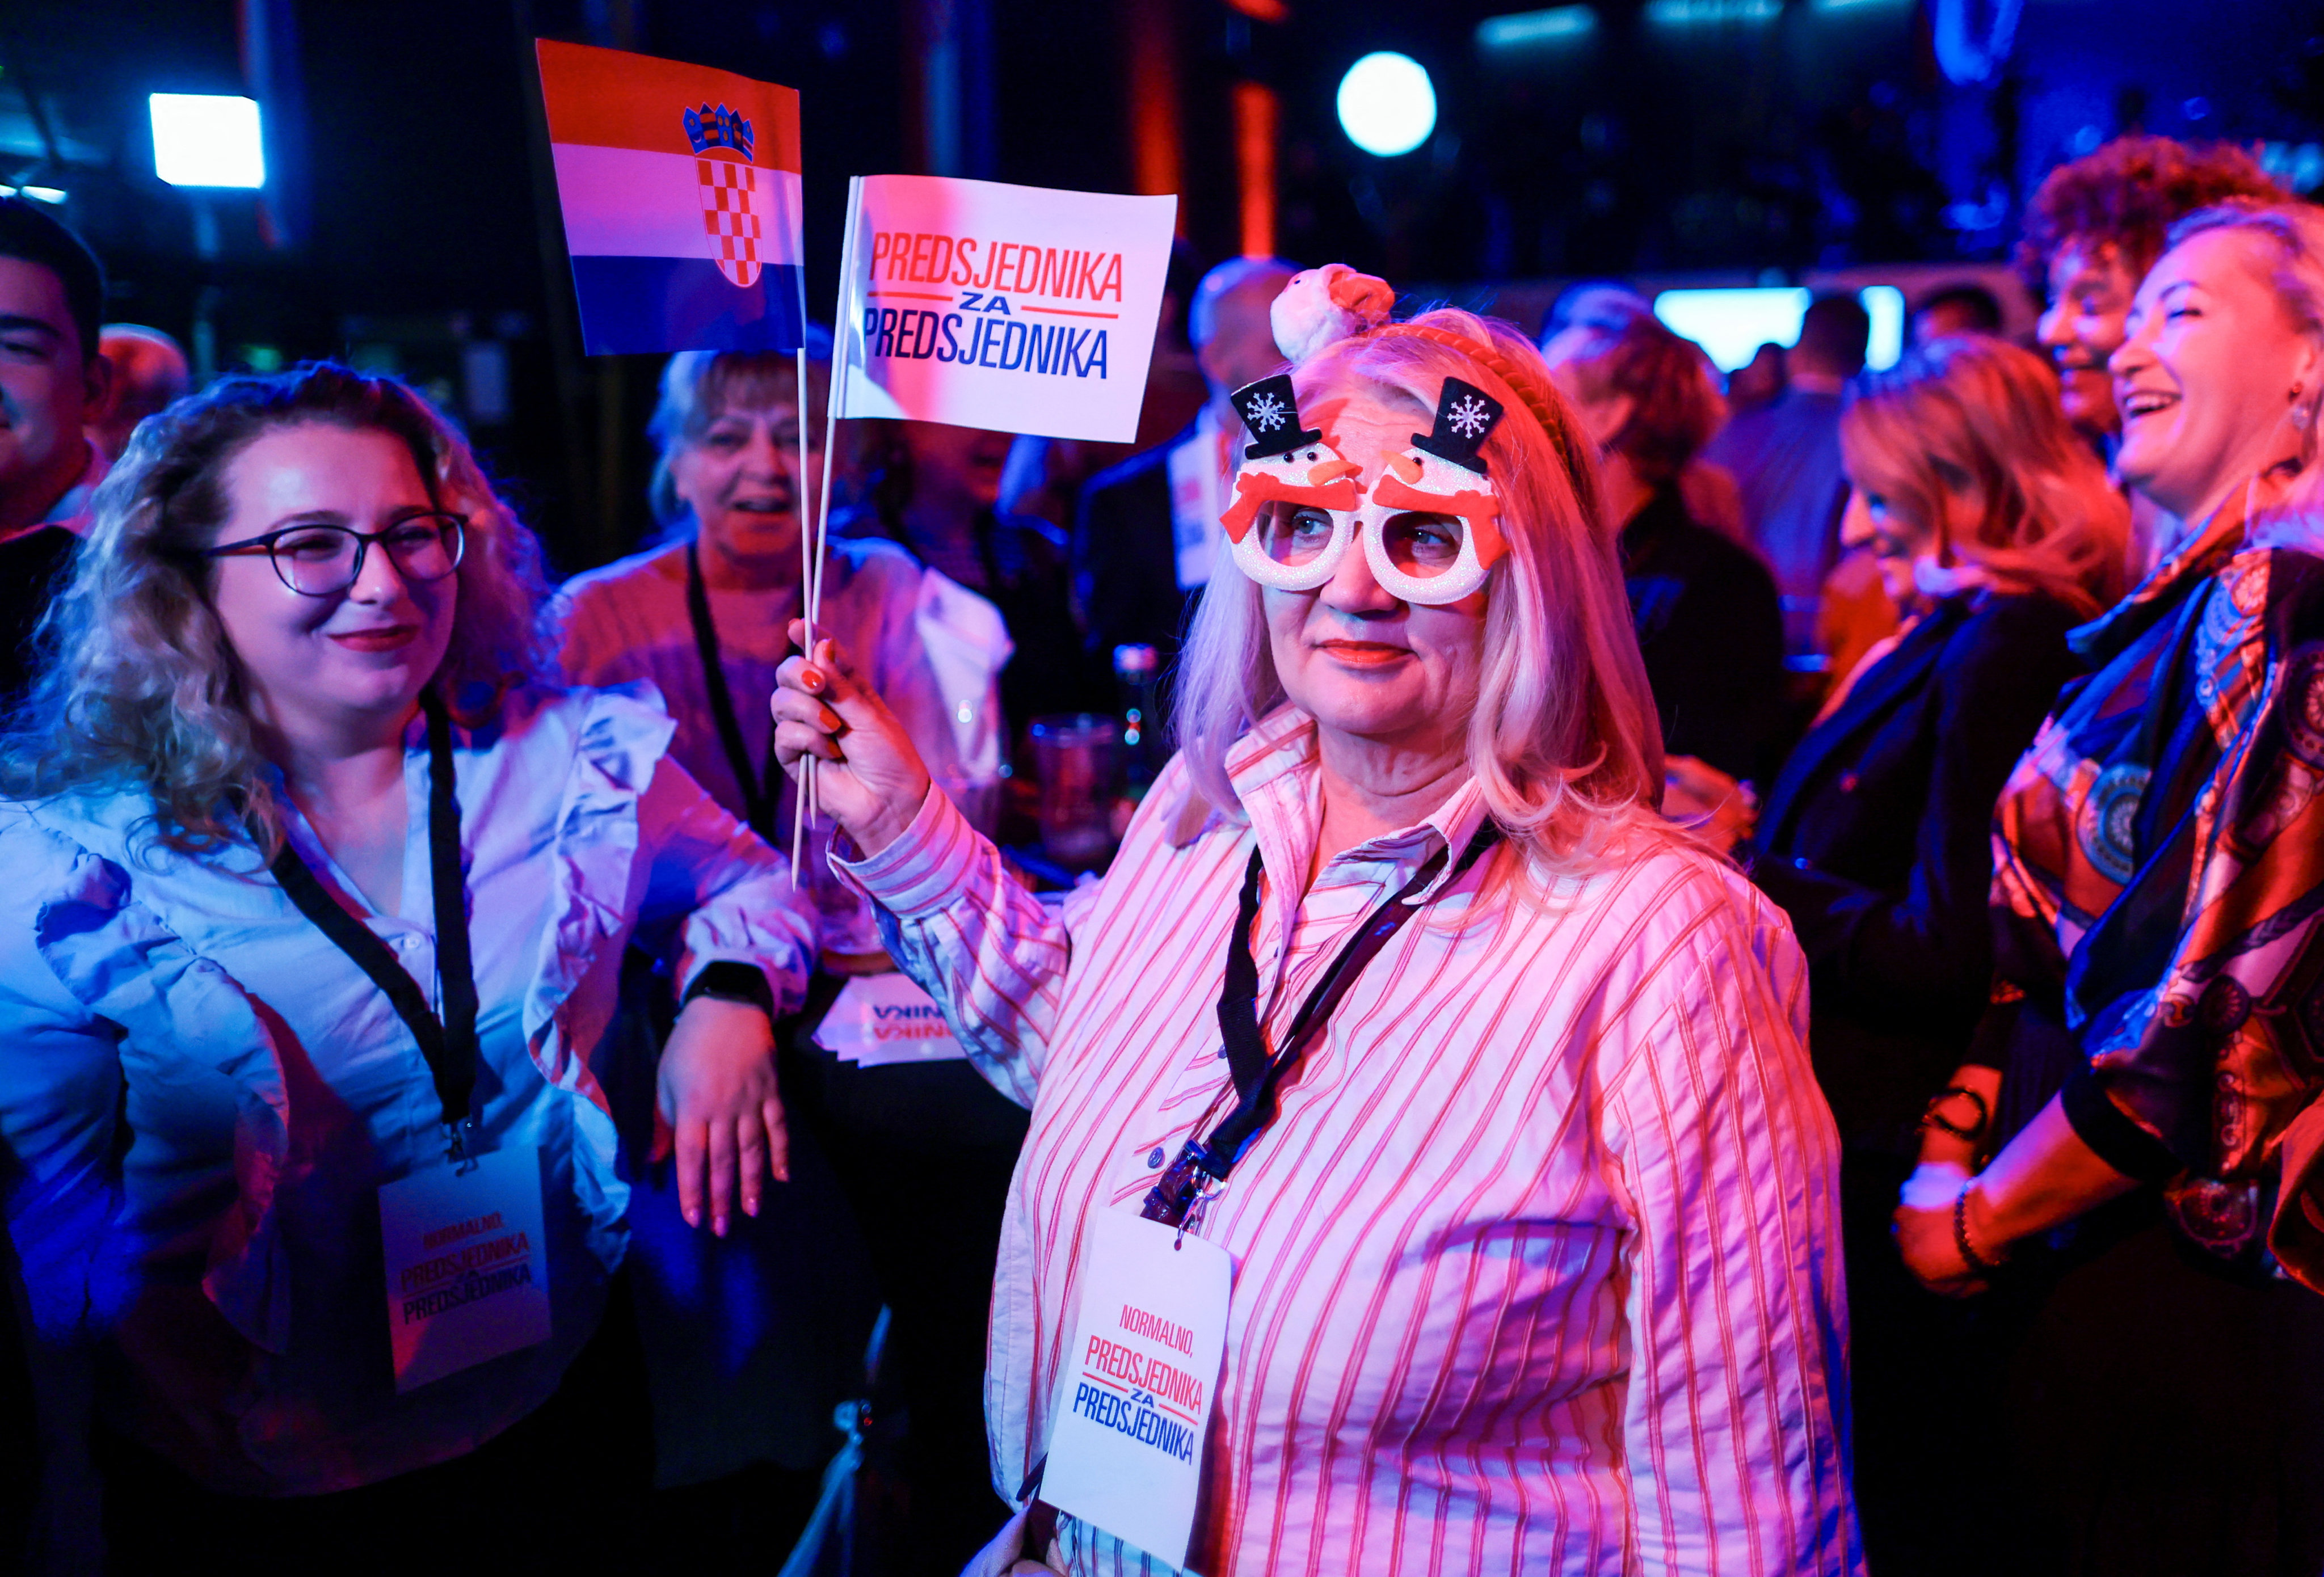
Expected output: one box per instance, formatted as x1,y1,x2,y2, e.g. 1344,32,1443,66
516,682,677,1273
28,828,297,1355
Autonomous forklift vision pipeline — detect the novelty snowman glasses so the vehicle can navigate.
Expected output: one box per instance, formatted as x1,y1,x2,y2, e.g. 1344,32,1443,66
1218,373,1512,606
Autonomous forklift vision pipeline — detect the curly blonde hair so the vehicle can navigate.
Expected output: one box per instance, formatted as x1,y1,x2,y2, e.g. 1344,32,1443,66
1174,306,1677,879
0,362,554,854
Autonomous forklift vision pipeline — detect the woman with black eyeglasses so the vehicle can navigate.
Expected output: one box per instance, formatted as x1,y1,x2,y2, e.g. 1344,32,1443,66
0,364,813,1571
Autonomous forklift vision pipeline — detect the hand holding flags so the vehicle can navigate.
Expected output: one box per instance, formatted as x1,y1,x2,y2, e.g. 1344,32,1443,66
534,44,1178,872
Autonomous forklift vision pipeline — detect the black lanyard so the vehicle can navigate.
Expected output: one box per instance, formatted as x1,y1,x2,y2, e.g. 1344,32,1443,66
1140,824,1500,1227
684,541,787,841
266,691,481,1141
1021,820,1501,1545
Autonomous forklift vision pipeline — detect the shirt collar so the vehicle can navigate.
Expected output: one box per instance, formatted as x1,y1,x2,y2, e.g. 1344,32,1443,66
0,440,107,549
1224,706,1493,895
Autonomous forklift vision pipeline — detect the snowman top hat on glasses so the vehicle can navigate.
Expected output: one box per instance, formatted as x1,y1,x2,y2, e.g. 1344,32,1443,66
1216,264,1560,606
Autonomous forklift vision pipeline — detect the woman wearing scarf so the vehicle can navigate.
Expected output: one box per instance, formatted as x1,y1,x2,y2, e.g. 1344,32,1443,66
1896,200,2324,1575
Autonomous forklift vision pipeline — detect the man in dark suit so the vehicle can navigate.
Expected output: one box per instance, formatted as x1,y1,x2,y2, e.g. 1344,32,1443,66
1072,256,1298,673
0,197,111,705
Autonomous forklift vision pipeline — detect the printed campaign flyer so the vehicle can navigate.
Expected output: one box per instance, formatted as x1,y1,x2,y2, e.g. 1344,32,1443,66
833,175,1178,443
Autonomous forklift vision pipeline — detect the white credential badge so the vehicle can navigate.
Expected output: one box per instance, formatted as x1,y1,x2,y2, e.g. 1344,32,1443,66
1041,1209,1232,1570
378,1143,552,1393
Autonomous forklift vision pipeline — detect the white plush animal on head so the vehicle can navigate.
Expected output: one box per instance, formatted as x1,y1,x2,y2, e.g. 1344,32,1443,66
1270,264,1395,366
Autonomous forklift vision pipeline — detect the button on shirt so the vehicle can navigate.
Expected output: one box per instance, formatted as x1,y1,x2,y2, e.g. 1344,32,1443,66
0,685,813,1495
839,708,1862,1576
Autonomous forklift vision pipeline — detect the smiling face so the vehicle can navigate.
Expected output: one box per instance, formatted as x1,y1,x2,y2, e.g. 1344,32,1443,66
668,392,823,576
2037,238,2140,440
0,254,107,530
2111,225,2318,525
1262,390,1488,763
206,423,457,749
1838,479,1984,613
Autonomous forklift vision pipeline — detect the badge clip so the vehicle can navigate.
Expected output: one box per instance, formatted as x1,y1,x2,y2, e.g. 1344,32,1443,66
444,1116,481,1175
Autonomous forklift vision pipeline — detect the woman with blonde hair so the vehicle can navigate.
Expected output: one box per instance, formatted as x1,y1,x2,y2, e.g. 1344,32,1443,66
771,267,1859,1576
1733,334,2126,1575
0,363,811,1568
1895,199,2324,1575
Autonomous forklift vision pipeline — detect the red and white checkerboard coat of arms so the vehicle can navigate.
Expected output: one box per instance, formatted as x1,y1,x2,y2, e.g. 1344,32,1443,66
697,149,761,288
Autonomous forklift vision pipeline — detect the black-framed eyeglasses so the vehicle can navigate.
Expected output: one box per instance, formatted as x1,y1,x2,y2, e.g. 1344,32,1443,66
197,513,468,598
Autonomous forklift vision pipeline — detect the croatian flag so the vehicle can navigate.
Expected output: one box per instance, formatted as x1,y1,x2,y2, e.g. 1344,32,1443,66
536,40,805,356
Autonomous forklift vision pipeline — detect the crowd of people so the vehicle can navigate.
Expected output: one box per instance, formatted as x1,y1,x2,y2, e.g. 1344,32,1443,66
0,127,2321,1577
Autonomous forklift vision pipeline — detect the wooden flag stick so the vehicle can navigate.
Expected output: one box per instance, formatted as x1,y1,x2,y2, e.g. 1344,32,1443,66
791,337,815,888
793,175,867,878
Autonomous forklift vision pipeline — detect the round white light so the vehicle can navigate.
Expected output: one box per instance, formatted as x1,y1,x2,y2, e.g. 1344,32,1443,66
1336,52,1436,158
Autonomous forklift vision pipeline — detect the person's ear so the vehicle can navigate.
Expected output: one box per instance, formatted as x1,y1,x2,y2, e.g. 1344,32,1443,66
2291,337,2323,423
81,346,114,424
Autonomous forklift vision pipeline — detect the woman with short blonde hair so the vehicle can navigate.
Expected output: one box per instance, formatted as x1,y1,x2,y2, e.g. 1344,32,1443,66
772,267,1859,1576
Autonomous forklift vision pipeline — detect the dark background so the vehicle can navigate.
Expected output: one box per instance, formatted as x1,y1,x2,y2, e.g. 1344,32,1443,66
5,0,2320,574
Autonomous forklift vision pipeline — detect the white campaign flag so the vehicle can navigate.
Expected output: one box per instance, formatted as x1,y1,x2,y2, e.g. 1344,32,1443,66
831,175,1177,444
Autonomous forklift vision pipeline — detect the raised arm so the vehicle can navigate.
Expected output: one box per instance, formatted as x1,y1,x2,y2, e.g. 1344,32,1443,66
772,625,1071,1107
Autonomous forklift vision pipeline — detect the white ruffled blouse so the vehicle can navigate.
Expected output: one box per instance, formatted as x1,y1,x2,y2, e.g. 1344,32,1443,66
0,684,812,1495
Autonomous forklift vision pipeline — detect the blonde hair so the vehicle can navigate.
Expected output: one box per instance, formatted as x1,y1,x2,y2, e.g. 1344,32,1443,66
0,362,553,855
1546,306,1729,486
648,345,832,525
1174,307,1675,878
1841,335,2130,618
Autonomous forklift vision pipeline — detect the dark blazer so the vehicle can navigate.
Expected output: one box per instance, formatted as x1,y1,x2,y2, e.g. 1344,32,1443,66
1073,422,1199,672
1751,587,2086,1152
1622,485,1789,782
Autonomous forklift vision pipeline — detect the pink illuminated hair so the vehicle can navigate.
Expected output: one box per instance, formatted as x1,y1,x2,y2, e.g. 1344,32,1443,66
1841,335,2129,618
1173,306,1678,878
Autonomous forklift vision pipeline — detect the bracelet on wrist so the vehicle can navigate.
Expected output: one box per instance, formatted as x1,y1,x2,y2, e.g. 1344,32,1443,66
1952,1180,2007,1276
1919,1085,1992,1142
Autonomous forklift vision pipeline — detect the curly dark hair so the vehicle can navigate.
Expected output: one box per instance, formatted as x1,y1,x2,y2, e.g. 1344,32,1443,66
2015,134,2287,293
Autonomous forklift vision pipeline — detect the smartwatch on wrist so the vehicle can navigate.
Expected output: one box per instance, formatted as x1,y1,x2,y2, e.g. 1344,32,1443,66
681,961,776,1021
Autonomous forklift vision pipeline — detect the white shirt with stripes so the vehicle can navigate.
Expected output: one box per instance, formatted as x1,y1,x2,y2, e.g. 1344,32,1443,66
839,707,1862,1576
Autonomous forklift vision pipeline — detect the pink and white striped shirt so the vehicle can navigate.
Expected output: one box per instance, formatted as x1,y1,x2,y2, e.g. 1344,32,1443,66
840,708,1860,1576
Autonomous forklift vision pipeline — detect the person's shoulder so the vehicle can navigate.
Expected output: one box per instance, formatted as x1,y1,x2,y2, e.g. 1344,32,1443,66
1544,838,1804,1015
475,681,677,773
1082,424,1196,499
996,507,1069,555
556,541,686,604
0,789,161,904
827,532,923,590
1674,507,1780,591
1956,587,2085,655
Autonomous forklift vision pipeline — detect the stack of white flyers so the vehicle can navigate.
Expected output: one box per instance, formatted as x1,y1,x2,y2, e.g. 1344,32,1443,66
815,972,970,1067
